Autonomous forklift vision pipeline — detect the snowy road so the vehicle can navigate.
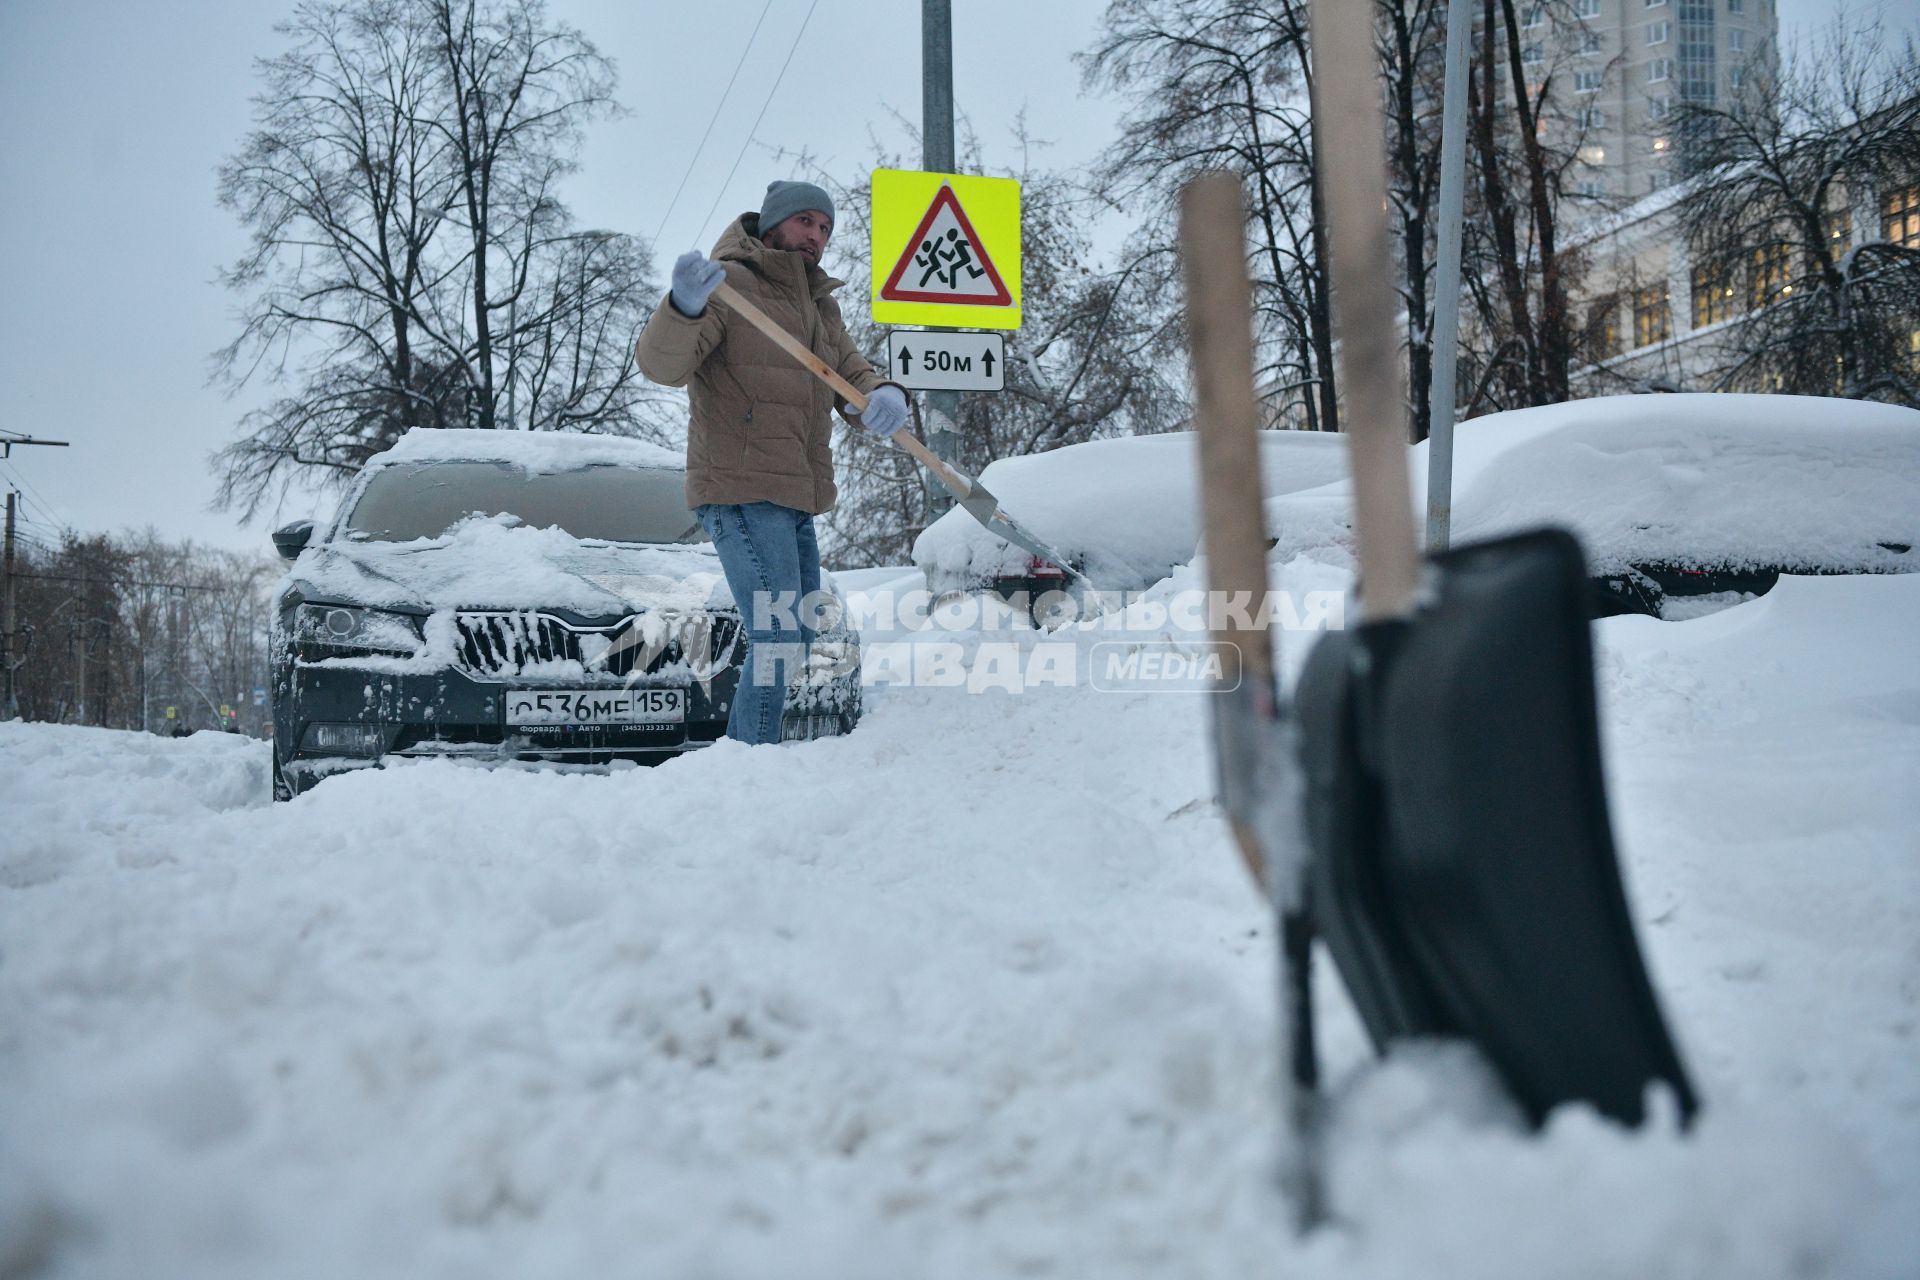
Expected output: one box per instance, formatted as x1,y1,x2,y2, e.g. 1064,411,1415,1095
3,571,1916,1278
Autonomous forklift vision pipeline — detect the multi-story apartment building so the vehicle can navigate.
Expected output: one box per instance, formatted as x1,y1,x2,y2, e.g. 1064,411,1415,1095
1531,0,1781,204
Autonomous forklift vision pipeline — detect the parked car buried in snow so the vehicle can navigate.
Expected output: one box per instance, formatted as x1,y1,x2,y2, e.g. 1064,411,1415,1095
1263,394,1919,619
911,430,1350,619
268,429,861,799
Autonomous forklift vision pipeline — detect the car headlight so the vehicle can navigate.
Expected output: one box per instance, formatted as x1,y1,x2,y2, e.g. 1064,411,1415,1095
292,604,424,656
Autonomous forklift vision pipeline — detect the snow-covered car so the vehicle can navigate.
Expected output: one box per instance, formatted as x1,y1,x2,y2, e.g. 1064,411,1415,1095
1266,394,1920,618
268,429,861,799
912,431,1349,614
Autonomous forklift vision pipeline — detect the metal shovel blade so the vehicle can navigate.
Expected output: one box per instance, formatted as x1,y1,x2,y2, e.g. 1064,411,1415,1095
1295,526,1699,1127
942,472,1095,597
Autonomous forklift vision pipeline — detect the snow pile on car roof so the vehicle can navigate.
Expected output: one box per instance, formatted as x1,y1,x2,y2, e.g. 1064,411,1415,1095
913,431,1348,592
1269,394,1920,574
377,427,683,472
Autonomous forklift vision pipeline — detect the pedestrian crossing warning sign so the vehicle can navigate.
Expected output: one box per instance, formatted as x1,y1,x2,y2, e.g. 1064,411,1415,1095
871,169,1020,329
880,186,1011,305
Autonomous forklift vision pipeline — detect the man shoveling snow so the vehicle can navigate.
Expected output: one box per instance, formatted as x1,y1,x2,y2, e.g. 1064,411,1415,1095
636,180,909,744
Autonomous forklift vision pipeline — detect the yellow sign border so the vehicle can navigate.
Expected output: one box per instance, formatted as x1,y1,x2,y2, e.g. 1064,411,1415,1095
870,169,1021,330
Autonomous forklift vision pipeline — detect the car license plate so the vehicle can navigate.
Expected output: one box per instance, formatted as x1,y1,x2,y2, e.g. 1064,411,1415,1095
505,688,685,726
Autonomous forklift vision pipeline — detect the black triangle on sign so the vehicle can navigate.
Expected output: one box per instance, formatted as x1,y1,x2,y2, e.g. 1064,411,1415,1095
879,184,1013,306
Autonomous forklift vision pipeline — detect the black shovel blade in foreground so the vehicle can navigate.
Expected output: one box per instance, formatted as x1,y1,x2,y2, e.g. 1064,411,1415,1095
1295,527,1698,1127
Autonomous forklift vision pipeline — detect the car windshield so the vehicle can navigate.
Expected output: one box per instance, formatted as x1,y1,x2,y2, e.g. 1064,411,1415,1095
342,461,702,544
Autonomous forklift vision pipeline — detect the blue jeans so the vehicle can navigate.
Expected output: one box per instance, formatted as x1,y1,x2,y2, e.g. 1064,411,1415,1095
694,501,821,745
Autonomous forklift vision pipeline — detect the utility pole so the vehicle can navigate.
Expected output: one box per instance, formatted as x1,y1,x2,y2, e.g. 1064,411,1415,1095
73,615,86,726
171,585,188,731
2,491,17,720
921,0,959,518
2,431,72,720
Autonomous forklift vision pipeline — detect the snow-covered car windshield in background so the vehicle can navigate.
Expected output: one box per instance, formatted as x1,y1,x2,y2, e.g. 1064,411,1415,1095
343,461,701,544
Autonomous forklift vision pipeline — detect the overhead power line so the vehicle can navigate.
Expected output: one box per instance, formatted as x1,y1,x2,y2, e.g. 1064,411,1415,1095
0,461,76,534
14,571,223,594
653,0,779,249
696,0,824,243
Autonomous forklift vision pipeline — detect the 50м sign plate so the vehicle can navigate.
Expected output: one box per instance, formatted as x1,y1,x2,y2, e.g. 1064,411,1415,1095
885,330,1006,392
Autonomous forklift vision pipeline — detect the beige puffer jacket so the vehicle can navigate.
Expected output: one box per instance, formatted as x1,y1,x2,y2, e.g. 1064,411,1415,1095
634,214,894,515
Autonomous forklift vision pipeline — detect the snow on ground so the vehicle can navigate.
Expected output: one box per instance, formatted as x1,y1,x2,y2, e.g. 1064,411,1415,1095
3,568,1916,1278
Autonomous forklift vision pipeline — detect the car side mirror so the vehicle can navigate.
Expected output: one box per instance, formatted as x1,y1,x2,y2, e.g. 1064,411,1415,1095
272,519,316,561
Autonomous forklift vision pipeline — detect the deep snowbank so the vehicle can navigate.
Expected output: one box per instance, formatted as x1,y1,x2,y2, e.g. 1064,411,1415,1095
2,572,1915,1278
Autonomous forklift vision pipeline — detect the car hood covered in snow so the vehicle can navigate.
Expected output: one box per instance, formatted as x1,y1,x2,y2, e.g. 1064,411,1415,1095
288,516,737,617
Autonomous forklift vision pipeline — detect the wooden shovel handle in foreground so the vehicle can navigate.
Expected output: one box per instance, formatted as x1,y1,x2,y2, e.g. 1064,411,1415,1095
710,280,982,505
1182,173,1326,1229
1309,0,1422,618
1179,174,1275,890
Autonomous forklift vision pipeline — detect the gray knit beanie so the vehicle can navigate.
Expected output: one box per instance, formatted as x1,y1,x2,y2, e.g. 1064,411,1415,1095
758,180,835,237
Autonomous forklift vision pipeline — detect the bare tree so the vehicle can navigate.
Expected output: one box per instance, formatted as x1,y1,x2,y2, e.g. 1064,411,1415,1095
1674,19,1920,404
1082,0,1338,433
1083,1,1476,441
213,0,669,520
1381,0,1448,440
5,531,277,734
1456,0,1597,414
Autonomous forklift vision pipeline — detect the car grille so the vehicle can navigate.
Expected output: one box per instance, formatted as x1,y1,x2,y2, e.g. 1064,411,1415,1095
452,611,741,681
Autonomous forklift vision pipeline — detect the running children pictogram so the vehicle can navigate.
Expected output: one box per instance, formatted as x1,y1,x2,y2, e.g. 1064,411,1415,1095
870,169,1021,329
879,185,1012,305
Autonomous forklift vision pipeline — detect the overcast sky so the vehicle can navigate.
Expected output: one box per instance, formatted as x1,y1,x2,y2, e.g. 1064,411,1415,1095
0,0,1897,556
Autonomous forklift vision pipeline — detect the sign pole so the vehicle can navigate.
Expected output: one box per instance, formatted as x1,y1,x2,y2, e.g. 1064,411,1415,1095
1425,0,1471,552
921,0,958,518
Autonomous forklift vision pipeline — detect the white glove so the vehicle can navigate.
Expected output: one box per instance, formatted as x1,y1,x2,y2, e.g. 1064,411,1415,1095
670,251,725,316
853,384,908,437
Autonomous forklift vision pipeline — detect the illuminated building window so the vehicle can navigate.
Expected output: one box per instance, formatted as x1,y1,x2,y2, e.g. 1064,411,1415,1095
1634,284,1672,346
1749,242,1793,309
1692,261,1737,327
1883,186,1920,247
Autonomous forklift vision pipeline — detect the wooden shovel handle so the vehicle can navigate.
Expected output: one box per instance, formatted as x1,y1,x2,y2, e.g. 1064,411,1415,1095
711,280,869,409
710,279,975,501
1180,174,1274,695
888,430,975,501
1309,0,1420,619
1181,172,1273,889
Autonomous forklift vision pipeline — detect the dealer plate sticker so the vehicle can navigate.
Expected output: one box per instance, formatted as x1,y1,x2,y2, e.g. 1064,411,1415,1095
505,688,684,726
